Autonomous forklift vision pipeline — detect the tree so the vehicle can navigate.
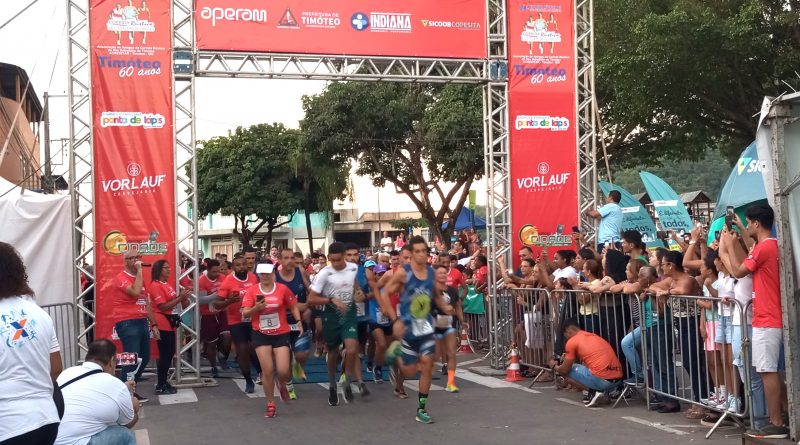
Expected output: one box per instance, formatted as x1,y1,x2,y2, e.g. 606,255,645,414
289,132,351,252
301,83,484,248
389,217,428,234
195,124,302,249
596,0,800,167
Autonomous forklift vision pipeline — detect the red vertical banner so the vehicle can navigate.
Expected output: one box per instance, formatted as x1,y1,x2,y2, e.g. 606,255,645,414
89,0,175,340
507,1,578,261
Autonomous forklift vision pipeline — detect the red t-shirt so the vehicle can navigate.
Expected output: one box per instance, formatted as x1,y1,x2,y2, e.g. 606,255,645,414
179,272,193,290
743,238,782,328
198,273,222,316
218,272,258,324
447,268,466,290
242,282,296,335
565,330,623,380
112,271,148,323
147,280,178,332
475,265,488,285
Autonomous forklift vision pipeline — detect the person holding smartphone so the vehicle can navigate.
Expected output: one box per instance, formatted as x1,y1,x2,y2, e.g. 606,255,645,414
242,261,301,418
147,260,190,395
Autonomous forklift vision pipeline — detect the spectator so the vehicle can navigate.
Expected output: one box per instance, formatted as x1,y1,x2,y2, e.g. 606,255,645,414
620,230,648,264
111,250,154,402
548,320,623,407
54,339,139,445
584,190,623,251
576,259,602,335
514,246,533,277
147,260,190,395
537,249,578,291
394,232,407,251
0,242,63,445
724,203,788,439
380,231,393,250
472,255,489,294
574,248,595,279
620,265,657,386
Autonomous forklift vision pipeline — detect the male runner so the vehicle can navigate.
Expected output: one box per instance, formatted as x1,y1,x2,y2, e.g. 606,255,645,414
384,236,453,424
198,259,223,378
437,253,468,376
378,245,412,397
216,255,259,393
345,244,379,388
243,246,257,272
368,264,391,383
275,248,312,399
433,264,467,392
307,242,370,406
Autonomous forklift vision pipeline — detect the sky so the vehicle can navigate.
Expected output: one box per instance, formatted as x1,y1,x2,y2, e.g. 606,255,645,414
0,0,486,215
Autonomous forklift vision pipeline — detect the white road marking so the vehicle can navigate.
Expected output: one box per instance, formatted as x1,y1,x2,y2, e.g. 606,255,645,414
233,378,279,398
134,429,150,445
404,381,444,392
316,382,353,403
555,397,602,410
157,389,198,405
622,416,690,436
453,369,540,393
457,358,484,366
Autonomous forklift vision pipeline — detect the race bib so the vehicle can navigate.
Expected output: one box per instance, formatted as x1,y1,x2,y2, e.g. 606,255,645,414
136,298,147,313
436,314,453,328
290,322,302,332
376,311,390,326
411,318,434,336
208,303,218,314
259,312,280,331
356,302,366,317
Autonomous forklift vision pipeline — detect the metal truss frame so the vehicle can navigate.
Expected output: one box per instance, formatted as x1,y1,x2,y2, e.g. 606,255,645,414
575,0,598,242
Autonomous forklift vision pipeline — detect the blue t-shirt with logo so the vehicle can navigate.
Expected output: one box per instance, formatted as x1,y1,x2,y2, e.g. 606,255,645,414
597,202,623,243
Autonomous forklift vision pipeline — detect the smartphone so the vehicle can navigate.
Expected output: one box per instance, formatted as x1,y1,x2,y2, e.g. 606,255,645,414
256,295,265,303
677,229,686,237
556,224,565,234
714,230,721,242
656,230,667,239
116,352,138,367
725,206,735,230
572,226,580,234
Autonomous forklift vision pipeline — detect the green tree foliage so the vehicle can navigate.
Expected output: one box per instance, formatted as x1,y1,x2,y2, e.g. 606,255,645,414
301,82,484,247
389,217,429,233
196,124,301,248
596,0,800,167
608,148,732,199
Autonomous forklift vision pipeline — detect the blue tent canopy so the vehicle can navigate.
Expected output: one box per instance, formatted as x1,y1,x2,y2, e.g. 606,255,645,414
442,208,486,231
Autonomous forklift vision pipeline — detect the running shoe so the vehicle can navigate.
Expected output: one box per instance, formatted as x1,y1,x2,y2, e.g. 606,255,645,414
211,367,219,378
328,386,339,406
445,384,460,393
441,364,448,376
339,372,347,384
586,391,605,408
155,384,177,395
373,367,384,384
265,401,277,418
358,382,370,397
384,340,402,365
244,380,255,394
415,409,433,424
286,383,298,401
255,374,262,385
726,396,740,413
582,390,594,405
366,362,374,373
343,382,354,402
134,392,149,403
292,362,307,382
277,381,290,403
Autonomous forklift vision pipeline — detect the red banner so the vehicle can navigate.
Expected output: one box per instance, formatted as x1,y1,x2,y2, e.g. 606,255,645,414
508,1,578,260
89,0,175,342
195,0,487,59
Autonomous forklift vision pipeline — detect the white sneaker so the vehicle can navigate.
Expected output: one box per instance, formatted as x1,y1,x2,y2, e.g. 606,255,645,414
701,392,718,406
726,396,740,413
715,395,730,410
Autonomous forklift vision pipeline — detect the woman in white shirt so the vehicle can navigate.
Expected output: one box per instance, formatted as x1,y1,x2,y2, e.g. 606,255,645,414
0,242,63,445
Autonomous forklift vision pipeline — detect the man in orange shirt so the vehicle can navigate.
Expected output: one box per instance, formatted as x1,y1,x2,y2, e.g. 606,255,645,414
548,320,623,407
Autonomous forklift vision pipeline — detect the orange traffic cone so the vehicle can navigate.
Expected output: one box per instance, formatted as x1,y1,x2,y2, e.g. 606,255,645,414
505,343,523,382
458,329,474,354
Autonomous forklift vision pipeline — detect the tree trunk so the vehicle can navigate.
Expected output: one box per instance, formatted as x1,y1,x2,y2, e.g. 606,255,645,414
265,227,274,253
304,181,314,252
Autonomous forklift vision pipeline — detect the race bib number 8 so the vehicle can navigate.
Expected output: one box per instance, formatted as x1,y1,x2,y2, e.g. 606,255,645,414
259,313,280,331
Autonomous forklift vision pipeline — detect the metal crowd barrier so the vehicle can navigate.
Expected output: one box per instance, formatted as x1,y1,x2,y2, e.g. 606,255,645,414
41,302,78,368
488,288,759,438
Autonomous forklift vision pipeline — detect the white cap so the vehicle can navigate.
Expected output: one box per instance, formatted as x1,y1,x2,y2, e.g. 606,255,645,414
255,263,275,274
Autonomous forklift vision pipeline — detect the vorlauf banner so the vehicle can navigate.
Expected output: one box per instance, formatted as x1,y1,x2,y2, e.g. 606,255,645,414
90,0,176,341
195,0,487,59
508,0,578,260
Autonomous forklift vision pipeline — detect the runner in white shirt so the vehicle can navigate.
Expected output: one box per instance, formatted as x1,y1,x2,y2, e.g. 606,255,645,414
55,339,139,445
0,242,63,445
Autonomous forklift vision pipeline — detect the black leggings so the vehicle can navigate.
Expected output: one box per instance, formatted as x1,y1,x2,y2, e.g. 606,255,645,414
157,330,177,386
0,423,59,445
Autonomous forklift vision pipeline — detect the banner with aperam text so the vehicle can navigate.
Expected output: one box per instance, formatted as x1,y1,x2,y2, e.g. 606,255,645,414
90,0,175,341
508,0,578,259
195,0,487,59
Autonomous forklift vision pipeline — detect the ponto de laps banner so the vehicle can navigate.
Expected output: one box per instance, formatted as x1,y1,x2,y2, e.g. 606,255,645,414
195,0,487,59
507,0,578,260
89,0,175,342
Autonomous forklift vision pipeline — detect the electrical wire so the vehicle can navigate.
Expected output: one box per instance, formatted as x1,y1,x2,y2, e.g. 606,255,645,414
0,0,40,33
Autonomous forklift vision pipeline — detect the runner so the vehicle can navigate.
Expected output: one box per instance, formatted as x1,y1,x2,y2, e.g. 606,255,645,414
384,236,454,424
345,244,379,391
198,259,223,378
307,242,370,406
432,264,467,393
368,264,391,383
216,255,259,393
438,253,468,378
242,262,300,418
378,245,413,397
275,248,312,400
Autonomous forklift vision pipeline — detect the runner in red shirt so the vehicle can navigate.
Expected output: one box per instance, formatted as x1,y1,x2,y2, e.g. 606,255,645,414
147,260,190,395
199,259,223,378
242,262,300,418
217,255,259,392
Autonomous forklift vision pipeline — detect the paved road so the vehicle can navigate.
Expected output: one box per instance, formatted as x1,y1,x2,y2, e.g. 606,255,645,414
133,354,747,445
